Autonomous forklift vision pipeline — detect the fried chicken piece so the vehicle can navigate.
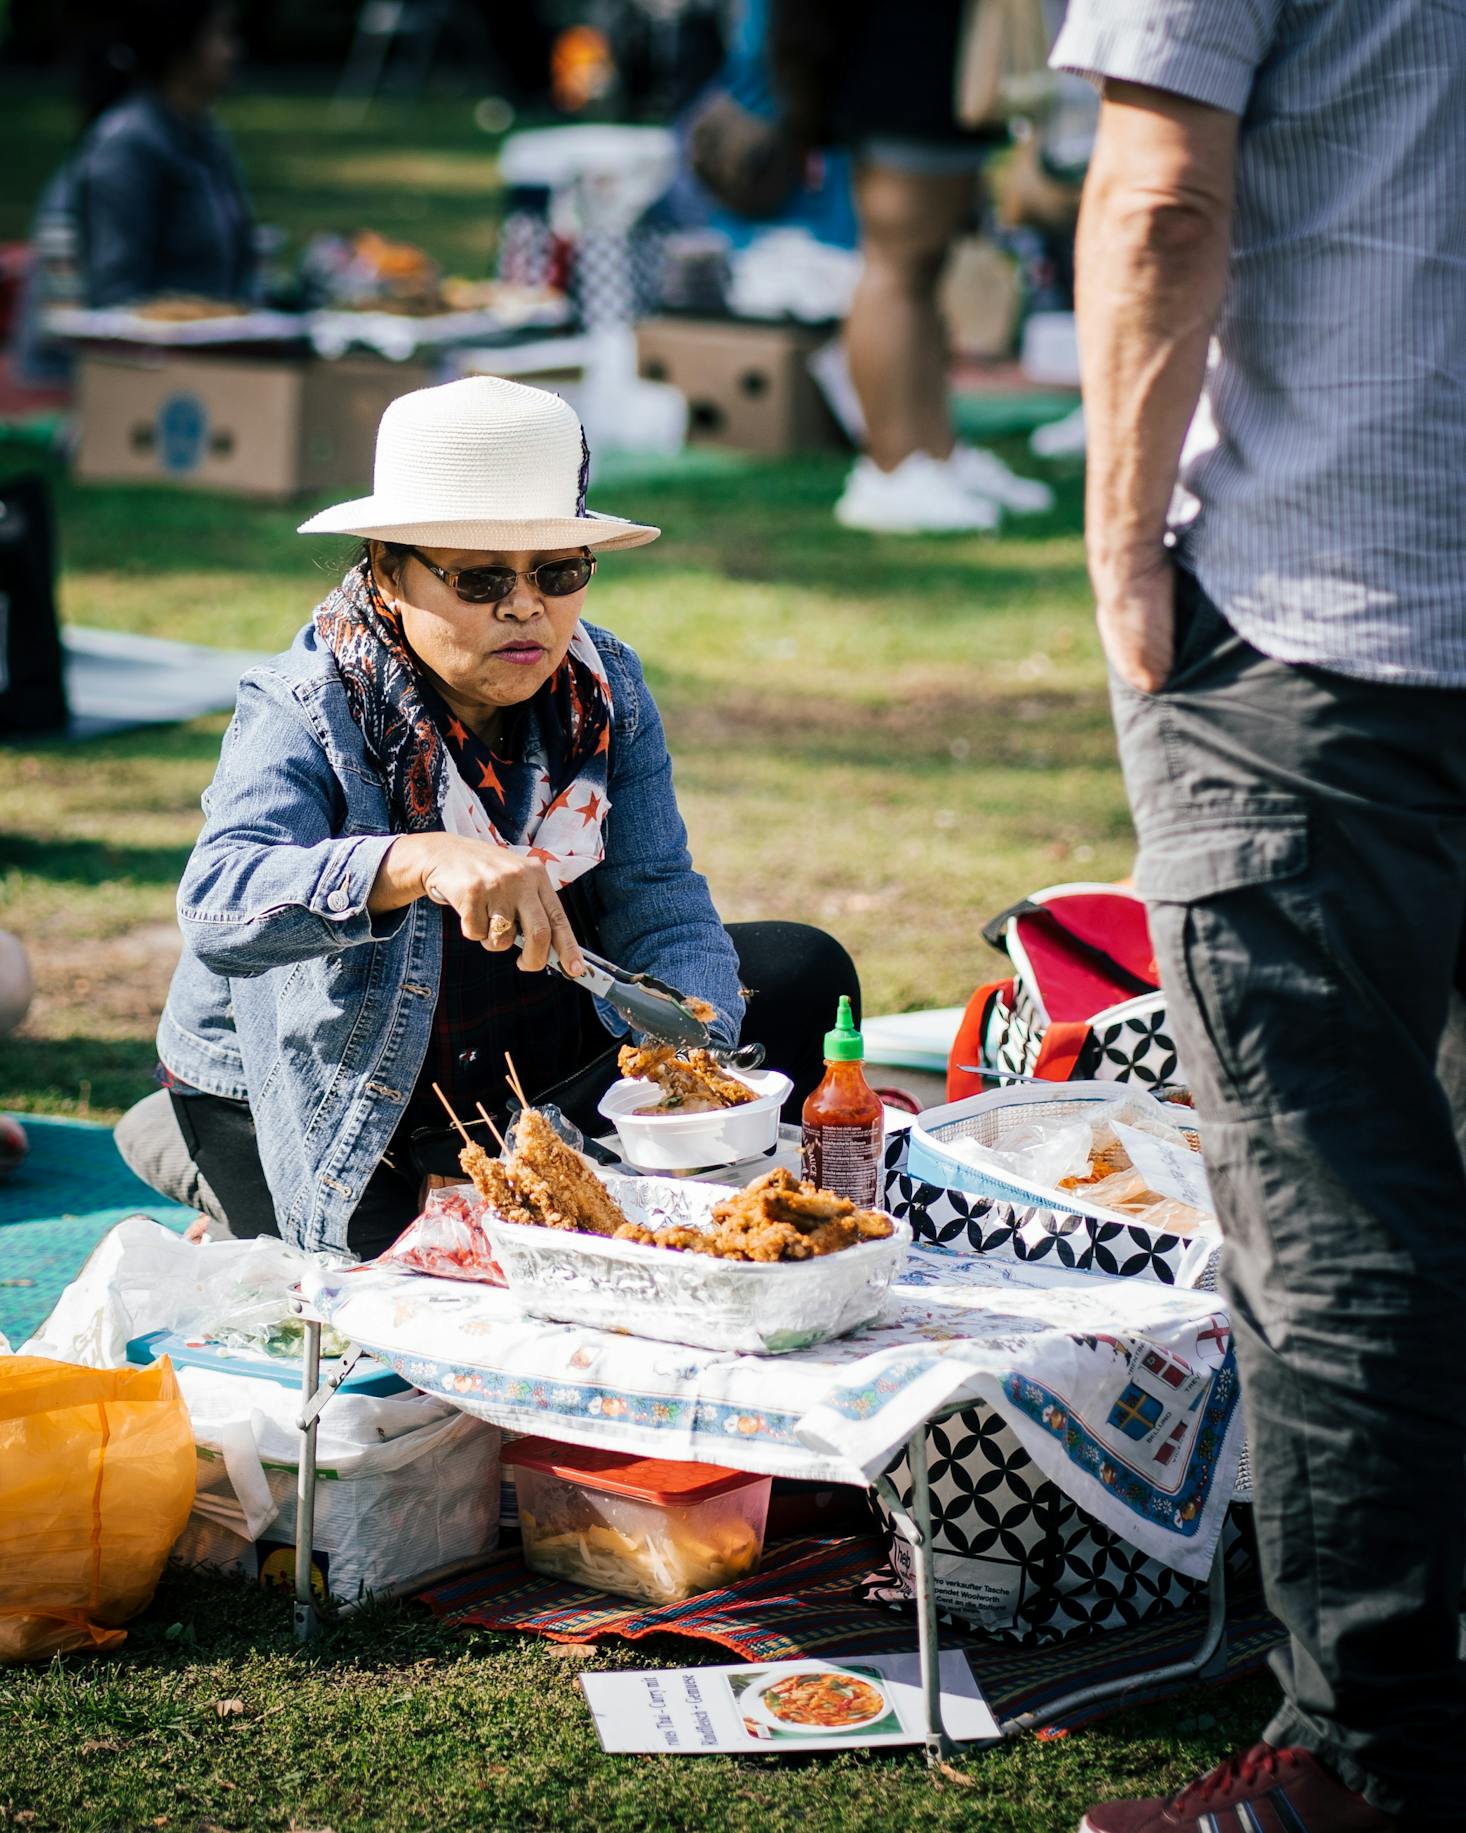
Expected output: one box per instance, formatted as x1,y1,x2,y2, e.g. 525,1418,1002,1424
709,1167,848,1235
764,1188,855,1227
511,1108,630,1237
702,1167,894,1257
662,1224,729,1256
853,1208,895,1241
459,1141,498,1203
804,1217,861,1256
613,1221,660,1247
458,1107,631,1236
614,1220,733,1257
460,1139,553,1227
617,1041,757,1110
477,1156,542,1229
732,1220,815,1261
511,1163,583,1232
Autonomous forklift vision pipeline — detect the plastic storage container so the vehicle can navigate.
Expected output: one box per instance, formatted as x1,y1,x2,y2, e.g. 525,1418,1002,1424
503,1436,771,1604
126,1328,408,1394
597,1067,792,1171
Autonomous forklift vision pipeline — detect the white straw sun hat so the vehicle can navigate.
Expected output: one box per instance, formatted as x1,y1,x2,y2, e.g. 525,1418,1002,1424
296,375,659,552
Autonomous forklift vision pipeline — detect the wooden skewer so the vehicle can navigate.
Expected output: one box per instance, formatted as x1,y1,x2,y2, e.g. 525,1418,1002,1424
475,1101,508,1153
431,1080,474,1149
503,1051,530,1112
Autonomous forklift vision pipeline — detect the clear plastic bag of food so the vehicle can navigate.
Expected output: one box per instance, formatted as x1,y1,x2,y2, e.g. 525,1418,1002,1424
1058,1097,1214,1233
942,1115,1097,1189
379,1184,507,1284
1075,1169,1210,1236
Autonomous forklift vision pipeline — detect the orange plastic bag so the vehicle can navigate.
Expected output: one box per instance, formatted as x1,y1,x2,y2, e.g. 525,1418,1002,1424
0,1356,196,1662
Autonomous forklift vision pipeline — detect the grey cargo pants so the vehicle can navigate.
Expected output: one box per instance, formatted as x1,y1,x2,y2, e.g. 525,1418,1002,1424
1110,571,1466,1821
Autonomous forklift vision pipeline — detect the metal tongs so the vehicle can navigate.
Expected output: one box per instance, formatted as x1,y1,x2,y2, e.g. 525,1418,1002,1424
527,938,765,1068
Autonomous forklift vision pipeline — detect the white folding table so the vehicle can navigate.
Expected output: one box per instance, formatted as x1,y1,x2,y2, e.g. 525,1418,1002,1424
288,1242,1244,1759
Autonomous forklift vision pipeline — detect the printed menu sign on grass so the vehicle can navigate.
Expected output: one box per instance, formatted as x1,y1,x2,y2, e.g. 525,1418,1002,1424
580,1652,999,1754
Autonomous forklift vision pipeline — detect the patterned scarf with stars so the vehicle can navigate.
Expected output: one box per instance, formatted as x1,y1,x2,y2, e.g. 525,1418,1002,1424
315,558,613,890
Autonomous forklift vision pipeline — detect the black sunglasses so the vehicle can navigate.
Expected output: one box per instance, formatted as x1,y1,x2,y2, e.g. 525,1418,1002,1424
408,548,596,604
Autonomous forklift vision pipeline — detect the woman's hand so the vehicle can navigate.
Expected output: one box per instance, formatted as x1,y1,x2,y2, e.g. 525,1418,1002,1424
367,833,585,975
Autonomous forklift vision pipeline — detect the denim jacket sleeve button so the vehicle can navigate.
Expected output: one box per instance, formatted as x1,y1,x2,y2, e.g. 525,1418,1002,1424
326,886,351,913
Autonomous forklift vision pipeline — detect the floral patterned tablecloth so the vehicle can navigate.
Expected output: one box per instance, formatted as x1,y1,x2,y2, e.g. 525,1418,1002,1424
300,1243,1243,1581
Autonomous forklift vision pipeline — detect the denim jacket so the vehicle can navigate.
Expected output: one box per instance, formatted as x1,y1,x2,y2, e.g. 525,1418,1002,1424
159,618,744,1252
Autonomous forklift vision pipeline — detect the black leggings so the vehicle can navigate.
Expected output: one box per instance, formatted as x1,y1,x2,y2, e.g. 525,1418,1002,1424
173,921,858,1259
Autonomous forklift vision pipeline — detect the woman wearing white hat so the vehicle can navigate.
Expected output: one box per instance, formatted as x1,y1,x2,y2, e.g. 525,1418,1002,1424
117,376,858,1256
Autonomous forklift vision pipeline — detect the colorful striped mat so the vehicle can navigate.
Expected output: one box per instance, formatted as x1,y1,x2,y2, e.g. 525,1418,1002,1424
420,1534,1283,1735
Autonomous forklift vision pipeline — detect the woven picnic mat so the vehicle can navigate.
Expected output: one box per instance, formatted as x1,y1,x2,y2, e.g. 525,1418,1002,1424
0,1113,192,1345
419,1533,1283,1734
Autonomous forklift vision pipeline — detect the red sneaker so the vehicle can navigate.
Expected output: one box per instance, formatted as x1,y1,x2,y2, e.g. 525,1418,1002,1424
1079,1744,1399,1831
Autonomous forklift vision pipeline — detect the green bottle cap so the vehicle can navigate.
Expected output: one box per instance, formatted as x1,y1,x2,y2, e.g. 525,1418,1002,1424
823,995,864,1062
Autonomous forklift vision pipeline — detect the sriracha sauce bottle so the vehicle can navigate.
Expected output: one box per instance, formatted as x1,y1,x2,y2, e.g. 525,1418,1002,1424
800,996,883,1205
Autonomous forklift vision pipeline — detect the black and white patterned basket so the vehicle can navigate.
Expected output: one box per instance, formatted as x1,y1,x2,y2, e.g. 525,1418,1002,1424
870,1116,1229,1642
866,1406,1229,1646
571,227,667,328
889,1086,1218,1288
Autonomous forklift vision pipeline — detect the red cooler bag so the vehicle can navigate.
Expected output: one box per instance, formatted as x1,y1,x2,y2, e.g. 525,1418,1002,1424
948,883,1182,1101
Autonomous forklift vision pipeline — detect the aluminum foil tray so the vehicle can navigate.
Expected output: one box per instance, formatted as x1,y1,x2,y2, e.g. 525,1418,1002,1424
484,1175,912,1356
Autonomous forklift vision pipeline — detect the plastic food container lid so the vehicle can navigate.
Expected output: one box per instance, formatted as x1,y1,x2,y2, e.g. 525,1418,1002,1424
124,1327,410,1396
501,1435,765,1505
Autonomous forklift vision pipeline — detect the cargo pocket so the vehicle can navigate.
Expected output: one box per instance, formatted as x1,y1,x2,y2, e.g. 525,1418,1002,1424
1136,806,1351,1117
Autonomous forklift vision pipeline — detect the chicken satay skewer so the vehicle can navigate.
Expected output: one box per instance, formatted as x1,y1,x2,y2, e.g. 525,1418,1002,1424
503,1051,531,1113
435,1081,501,1194
474,1101,508,1153
432,1080,474,1149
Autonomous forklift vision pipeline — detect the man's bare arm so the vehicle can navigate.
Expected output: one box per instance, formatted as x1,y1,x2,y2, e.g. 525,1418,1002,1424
1076,81,1238,691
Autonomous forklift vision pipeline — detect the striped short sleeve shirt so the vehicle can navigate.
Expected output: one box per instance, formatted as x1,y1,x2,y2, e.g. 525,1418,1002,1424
1052,1,1466,688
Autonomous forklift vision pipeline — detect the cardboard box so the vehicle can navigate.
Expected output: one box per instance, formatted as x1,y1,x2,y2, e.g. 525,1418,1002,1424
74,350,432,499
635,317,846,455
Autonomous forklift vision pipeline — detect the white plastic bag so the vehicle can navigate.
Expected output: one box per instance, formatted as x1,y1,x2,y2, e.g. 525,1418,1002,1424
173,1366,499,1600
20,1217,344,1367
22,1217,500,1599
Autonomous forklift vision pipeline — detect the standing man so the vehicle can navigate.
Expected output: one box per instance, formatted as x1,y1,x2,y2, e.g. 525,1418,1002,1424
1053,4,1466,1831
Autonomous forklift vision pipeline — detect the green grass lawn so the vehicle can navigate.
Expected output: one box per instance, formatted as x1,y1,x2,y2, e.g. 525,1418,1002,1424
0,1565,1273,1833
0,86,1273,1832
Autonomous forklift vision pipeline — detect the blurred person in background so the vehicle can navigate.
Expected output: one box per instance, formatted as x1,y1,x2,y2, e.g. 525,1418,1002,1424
11,0,254,382
816,0,1055,534
687,0,1055,534
70,0,254,309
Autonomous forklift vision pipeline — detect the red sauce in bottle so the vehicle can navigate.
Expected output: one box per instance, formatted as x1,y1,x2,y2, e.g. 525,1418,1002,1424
800,996,883,1206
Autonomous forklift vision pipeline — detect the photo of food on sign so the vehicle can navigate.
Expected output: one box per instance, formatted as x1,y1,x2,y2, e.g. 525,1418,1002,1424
732,1665,902,1742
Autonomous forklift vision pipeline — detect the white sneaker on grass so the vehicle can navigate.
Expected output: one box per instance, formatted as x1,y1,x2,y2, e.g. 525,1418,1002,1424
949,442,1055,514
1030,404,1087,459
835,451,1001,534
